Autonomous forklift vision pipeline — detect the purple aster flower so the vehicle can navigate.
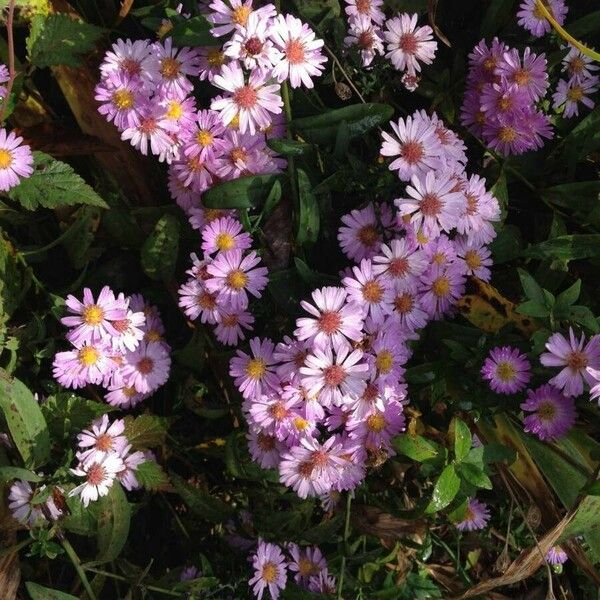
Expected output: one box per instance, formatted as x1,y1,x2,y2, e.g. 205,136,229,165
389,288,429,332
496,47,549,102
119,341,171,394
337,202,384,263
9,481,63,527
178,278,220,325
562,47,599,83
121,104,176,162
0,129,34,192
183,109,227,161
418,262,466,320
308,569,337,595
456,174,501,245
201,216,252,256
372,238,428,291
153,38,199,99
229,337,280,400
69,453,124,507
214,307,255,346
521,384,576,441
95,74,146,131
247,430,283,469
117,444,146,491
180,566,200,582
456,498,490,531
517,0,568,38
196,45,230,82
552,76,599,118
77,414,128,465
287,543,327,584
104,380,148,409
99,38,158,86
273,336,311,383
248,539,287,600
540,329,600,397
345,0,385,25
481,346,531,394
455,236,493,281
53,341,115,389
344,15,385,68
546,545,568,565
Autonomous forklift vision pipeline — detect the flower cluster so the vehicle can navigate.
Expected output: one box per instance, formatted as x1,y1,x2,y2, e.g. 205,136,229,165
552,47,599,118
343,5,437,91
461,38,553,155
178,213,268,346
249,539,334,600
52,287,171,408
69,414,147,507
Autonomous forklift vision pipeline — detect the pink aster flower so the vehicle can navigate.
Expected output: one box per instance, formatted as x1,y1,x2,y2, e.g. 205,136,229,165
456,174,501,245
119,341,171,394
0,63,8,99
104,380,148,409
270,13,327,89
109,309,146,353
479,81,530,117
230,337,280,399
117,445,146,491
380,114,441,182
159,95,198,138
178,279,220,324
344,15,384,68
467,37,508,82
211,62,283,135
205,249,268,310
121,104,176,162
418,263,466,320
287,543,327,584
249,540,287,600
213,130,267,179
546,545,568,565
562,47,599,83
396,170,465,238
521,384,576,441
69,453,124,507
196,45,230,81
208,0,275,37
53,342,115,389
77,414,128,465
201,216,252,255
167,165,201,212
496,47,549,102
373,238,428,291
153,38,199,99
171,152,214,193
300,340,369,407
481,346,531,394
223,11,279,70
294,286,365,350
422,234,457,268
183,109,227,161
245,391,298,437
552,76,599,118
0,129,34,192
455,236,493,281
342,259,393,324
214,308,255,346
95,75,146,131
460,88,486,138
338,203,385,262
383,13,437,76
61,286,128,347
348,398,405,455
368,328,409,386
99,38,157,86
390,288,429,332
308,569,337,595
9,481,63,527
345,0,385,25
455,498,490,531
273,336,311,383
247,430,284,469
540,329,600,397
517,0,568,38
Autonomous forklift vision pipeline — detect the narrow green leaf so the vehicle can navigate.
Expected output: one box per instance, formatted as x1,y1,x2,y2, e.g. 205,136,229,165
296,169,319,246
170,15,218,46
426,464,461,513
452,418,471,463
517,268,545,304
555,280,581,314
267,139,312,156
94,483,131,563
524,235,600,261
0,370,50,468
203,174,283,209
0,466,43,482
393,434,441,462
141,214,180,281
26,582,78,600
171,473,233,523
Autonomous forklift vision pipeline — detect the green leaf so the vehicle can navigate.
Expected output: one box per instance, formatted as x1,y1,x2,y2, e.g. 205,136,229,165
563,105,600,165
0,370,50,468
0,228,31,318
426,465,460,513
171,473,233,523
94,483,131,563
291,0,340,30
135,460,170,491
296,169,319,246
457,462,492,490
452,418,471,462
586,480,600,496
302,514,343,544
203,174,283,209
517,268,545,304
267,138,312,156
540,181,600,210
489,225,522,264
569,305,600,333
26,582,78,600
170,14,218,46
26,14,103,68
123,414,170,450
8,152,109,211
524,235,600,261
393,434,442,462
0,466,43,482
292,103,394,145
516,300,550,318
480,0,516,38
554,280,581,315
141,214,180,281
62,491,97,536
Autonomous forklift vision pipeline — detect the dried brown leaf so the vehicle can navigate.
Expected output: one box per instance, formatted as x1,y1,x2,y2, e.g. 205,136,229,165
427,0,451,48
351,504,426,544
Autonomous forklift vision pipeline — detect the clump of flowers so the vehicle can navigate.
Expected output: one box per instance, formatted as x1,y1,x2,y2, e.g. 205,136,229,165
52,288,171,408
553,46,599,118
342,5,437,91
461,38,553,155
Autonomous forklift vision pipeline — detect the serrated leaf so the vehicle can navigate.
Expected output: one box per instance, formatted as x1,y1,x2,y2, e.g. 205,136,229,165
8,152,108,211
0,466,43,482
123,414,170,450
171,473,233,523
0,370,50,468
141,214,180,281
202,174,283,209
296,169,319,246
135,460,170,491
452,418,471,462
27,13,103,68
94,482,131,563
393,434,442,462
26,582,78,600
426,464,460,513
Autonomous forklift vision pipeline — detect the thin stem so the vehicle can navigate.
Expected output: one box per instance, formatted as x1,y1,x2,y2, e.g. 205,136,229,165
82,566,181,597
0,0,17,124
61,536,98,600
337,493,353,599
535,0,600,62
280,79,299,203
323,45,367,104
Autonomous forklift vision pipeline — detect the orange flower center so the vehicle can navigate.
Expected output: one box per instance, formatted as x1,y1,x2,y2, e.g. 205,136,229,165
137,356,154,374
324,364,346,387
286,39,306,64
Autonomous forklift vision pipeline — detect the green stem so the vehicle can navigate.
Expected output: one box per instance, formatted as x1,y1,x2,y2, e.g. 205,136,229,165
280,80,299,204
337,493,353,599
61,536,98,600
21,223,81,257
82,566,181,597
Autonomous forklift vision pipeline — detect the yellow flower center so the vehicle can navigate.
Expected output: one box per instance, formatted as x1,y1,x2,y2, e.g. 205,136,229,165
262,561,278,583
567,86,584,102
245,358,266,380
112,89,134,110
294,416,309,431
165,100,183,120
216,232,235,251
232,5,252,26
465,250,482,269
207,49,225,67
0,149,13,169
226,269,248,290
83,304,104,325
196,130,214,147
362,280,383,303
160,57,180,79
499,126,517,143
78,346,99,367
145,329,163,343
228,114,240,130
432,276,450,297
366,413,386,433
376,350,394,374
298,557,317,577
538,401,556,422
496,361,516,382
